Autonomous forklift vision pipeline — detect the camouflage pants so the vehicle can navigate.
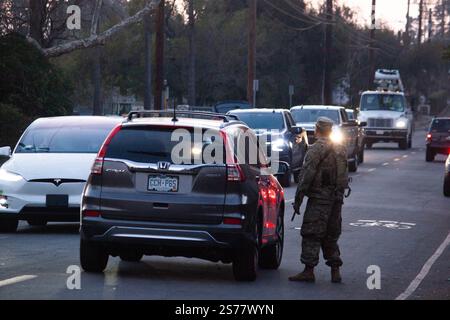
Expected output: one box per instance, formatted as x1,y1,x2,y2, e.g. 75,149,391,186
300,198,343,268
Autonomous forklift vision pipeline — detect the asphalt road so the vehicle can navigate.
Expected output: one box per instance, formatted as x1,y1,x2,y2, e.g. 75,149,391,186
0,129,449,300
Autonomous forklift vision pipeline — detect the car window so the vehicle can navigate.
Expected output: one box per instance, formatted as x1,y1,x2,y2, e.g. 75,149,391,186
291,109,340,124
106,127,224,164
431,119,450,133
285,112,295,128
16,124,117,154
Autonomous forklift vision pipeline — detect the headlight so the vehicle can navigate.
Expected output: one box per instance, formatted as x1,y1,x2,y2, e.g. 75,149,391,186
272,139,287,152
396,119,408,129
330,128,344,144
0,169,23,182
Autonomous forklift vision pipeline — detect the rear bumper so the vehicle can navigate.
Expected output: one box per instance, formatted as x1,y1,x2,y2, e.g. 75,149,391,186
81,217,253,252
427,143,450,155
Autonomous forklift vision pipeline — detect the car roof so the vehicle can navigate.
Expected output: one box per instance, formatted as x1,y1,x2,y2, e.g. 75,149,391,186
291,105,344,111
229,108,287,114
123,117,245,131
31,116,123,127
432,117,450,121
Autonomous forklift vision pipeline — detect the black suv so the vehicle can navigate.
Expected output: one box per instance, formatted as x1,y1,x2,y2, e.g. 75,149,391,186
426,117,450,162
227,109,307,187
80,111,285,281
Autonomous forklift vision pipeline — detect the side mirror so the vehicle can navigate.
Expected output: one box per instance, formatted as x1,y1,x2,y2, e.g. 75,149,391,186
342,120,357,127
290,126,304,135
359,121,367,127
0,146,11,158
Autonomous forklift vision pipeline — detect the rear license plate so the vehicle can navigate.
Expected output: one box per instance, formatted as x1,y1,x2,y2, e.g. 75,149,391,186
376,130,385,135
148,175,179,192
46,195,69,208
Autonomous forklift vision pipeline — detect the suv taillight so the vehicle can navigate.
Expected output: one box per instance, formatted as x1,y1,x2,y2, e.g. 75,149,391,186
426,133,432,142
91,124,122,175
227,164,245,182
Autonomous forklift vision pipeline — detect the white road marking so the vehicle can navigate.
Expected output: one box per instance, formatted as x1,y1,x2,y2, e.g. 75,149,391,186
0,275,37,288
286,199,295,203
394,158,401,162
396,232,450,300
403,155,408,158
368,168,376,172
382,163,390,166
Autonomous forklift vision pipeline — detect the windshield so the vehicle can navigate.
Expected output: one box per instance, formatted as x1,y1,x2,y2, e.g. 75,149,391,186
346,111,355,120
431,119,450,133
16,123,117,154
361,94,406,112
232,112,285,131
291,109,340,124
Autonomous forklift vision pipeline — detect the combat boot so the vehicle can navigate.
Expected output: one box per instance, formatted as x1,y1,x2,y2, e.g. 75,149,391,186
331,267,342,283
288,266,315,283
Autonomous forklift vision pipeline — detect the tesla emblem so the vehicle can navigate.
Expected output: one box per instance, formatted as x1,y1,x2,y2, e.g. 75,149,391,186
53,179,63,187
157,162,171,170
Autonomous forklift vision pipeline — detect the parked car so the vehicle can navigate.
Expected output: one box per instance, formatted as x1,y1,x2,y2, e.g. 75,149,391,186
80,111,285,282
426,117,450,162
290,105,366,172
0,116,123,232
358,91,414,150
444,155,450,197
227,109,307,187
213,100,252,114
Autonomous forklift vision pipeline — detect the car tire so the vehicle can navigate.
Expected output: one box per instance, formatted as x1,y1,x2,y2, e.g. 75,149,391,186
444,175,450,197
80,239,108,273
426,147,435,162
120,252,143,262
358,146,365,164
399,139,408,150
278,170,291,188
27,219,47,227
0,218,18,233
349,154,358,173
259,213,284,270
232,221,259,282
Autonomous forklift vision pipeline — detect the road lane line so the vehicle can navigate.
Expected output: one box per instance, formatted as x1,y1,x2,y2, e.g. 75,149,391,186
286,199,294,203
382,163,389,166
0,275,37,288
394,158,401,162
368,168,376,172
396,232,450,300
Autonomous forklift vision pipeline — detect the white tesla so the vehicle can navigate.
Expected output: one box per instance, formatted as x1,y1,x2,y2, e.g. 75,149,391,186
0,116,122,232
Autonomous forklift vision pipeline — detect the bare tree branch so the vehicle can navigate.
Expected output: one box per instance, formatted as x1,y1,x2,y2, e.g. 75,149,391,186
27,0,161,58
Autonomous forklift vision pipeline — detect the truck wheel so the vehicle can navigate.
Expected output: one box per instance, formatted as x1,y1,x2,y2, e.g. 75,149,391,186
233,221,259,282
426,147,435,162
399,139,408,150
27,219,47,227
259,213,284,270
358,147,365,164
349,154,358,173
120,252,143,262
444,175,450,197
278,170,291,188
80,239,109,273
0,218,18,233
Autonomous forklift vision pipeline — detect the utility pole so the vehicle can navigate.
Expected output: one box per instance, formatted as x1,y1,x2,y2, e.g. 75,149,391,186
418,0,424,46
247,0,257,106
188,0,196,107
368,0,376,89
323,0,333,105
154,0,165,110
440,0,446,38
405,0,411,46
428,8,433,42
144,12,153,110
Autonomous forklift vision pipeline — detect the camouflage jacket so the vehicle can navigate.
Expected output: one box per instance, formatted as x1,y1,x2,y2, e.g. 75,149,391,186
295,137,340,202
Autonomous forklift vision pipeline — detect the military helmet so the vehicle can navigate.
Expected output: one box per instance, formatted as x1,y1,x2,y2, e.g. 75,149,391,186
315,117,334,130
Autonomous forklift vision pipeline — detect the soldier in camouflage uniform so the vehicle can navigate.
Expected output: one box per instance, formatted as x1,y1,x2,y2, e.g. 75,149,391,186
289,117,347,283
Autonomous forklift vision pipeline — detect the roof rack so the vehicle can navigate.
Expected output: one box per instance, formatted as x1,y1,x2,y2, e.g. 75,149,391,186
127,110,239,123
